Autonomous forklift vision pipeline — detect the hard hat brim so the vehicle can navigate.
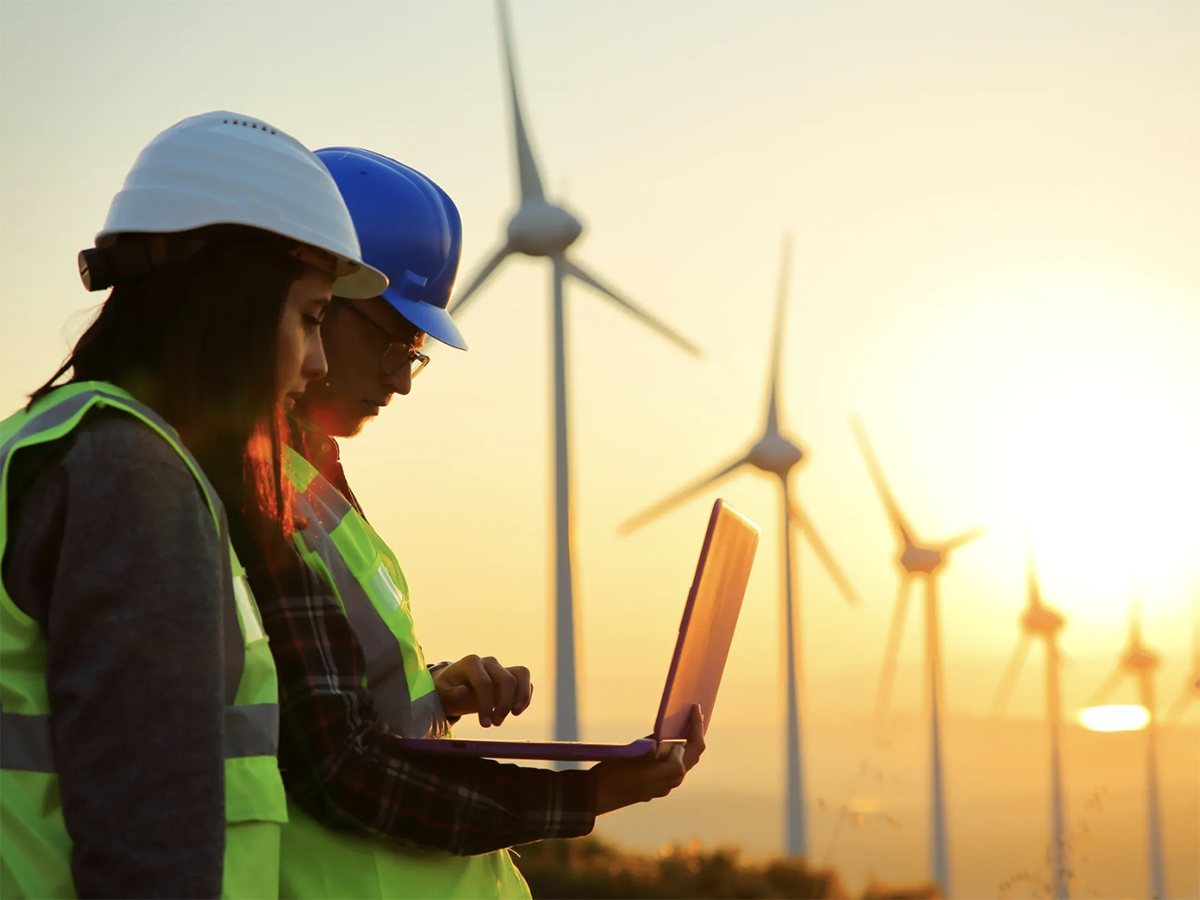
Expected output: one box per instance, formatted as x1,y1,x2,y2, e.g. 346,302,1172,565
381,290,469,351
333,262,389,300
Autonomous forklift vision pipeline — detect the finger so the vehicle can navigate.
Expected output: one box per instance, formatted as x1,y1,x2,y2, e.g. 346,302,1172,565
484,657,518,725
683,705,706,771
511,667,532,715
455,655,494,727
659,747,687,795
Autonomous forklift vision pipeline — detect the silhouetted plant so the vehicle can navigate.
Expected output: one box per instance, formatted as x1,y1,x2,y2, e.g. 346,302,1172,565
514,835,937,899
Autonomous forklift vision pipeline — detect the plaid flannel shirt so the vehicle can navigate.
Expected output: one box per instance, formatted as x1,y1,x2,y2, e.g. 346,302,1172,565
244,430,596,856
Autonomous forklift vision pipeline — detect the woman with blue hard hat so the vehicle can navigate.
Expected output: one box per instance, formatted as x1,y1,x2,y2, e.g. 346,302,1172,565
0,112,385,898
228,147,705,899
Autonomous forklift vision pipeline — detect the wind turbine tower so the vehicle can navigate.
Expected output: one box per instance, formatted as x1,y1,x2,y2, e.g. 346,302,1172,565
851,419,982,899
1089,605,1166,900
622,236,860,858
450,0,701,743
990,559,1070,899
1165,592,1199,724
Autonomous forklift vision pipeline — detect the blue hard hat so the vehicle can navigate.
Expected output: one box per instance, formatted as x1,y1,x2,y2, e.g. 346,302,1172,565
316,147,467,350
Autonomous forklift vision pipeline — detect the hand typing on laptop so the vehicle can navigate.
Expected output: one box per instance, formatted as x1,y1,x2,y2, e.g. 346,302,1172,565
593,705,706,814
431,655,533,727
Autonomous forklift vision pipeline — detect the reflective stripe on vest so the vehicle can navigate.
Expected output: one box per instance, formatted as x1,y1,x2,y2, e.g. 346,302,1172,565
288,449,447,739
0,706,279,772
280,446,530,900
0,383,287,900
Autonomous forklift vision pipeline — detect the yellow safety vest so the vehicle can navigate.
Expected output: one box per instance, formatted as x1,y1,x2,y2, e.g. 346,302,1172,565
0,382,288,899
279,446,530,900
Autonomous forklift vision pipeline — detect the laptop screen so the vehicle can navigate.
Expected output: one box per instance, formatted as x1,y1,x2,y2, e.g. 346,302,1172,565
654,500,760,741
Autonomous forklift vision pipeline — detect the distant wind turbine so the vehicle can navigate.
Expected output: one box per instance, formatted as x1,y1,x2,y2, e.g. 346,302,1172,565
1165,592,1199,724
991,559,1070,900
621,235,859,858
851,418,982,899
1088,603,1166,900
450,0,700,744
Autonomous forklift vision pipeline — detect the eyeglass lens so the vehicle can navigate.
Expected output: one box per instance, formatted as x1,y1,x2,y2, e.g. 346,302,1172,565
382,343,429,378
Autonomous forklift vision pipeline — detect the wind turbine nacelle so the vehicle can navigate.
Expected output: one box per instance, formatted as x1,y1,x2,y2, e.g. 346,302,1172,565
1124,647,1160,672
1022,605,1065,636
747,434,803,476
507,201,584,255
900,544,944,574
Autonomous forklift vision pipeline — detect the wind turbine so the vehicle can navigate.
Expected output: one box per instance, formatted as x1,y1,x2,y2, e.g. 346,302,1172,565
990,559,1070,900
1088,604,1166,900
850,418,982,899
1165,592,1199,724
450,0,700,744
621,236,859,858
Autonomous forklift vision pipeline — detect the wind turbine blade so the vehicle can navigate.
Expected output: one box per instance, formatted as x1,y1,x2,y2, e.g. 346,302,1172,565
561,258,701,356
448,244,512,315
873,577,914,734
849,417,916,542
1192,590,1199,672
788,500,859,605
1026,556,1042,609
1087,664,1128,707
619,453,749,534
990,635,1033,718
764,234,793,433
938,527,984,553
1165,686,1196,724
495,0,544,201
1129,599,1143,646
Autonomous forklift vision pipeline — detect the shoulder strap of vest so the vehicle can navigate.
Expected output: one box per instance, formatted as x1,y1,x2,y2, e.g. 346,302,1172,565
285,445,321,493
1,382,223,530
0,382,246,703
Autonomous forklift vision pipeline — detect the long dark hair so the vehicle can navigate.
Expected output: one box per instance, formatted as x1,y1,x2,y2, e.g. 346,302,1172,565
33,226,307,546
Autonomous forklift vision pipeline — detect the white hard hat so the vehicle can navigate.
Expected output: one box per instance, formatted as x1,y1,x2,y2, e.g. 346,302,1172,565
95,111,388,299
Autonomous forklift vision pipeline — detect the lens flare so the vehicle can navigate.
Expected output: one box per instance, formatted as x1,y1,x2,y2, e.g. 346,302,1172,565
1078,704,1150,732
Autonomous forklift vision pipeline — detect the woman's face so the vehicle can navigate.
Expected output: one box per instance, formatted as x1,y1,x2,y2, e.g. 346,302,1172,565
278,265,334,410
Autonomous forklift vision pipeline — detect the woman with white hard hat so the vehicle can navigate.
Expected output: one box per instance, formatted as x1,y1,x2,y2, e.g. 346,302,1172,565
0,111,386,899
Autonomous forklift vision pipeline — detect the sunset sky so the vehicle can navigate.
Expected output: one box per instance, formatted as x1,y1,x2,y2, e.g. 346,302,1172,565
2,0,1197,743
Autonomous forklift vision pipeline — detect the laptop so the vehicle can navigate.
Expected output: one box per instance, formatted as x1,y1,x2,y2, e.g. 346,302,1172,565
397,498,760,761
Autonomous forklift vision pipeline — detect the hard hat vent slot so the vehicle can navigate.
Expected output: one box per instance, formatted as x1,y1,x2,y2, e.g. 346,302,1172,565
221,117,277,135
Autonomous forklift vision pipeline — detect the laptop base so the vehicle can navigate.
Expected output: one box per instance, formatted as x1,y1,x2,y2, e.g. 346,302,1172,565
397,736,658,761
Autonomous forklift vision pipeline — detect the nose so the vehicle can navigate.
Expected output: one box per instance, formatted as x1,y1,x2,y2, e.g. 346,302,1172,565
303,331,329,384
382,364,412,396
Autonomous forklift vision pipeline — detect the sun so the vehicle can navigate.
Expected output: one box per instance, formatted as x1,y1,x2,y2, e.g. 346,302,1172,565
963,272,1200,625
1079,704,1150,732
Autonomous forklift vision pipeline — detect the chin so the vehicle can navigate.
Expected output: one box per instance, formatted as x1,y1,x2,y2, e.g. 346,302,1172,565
340,419,369,439
303,405,363,440
331,410,370,439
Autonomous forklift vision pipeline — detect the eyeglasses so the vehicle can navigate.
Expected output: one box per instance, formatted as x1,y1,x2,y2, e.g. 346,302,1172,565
335,299,430,379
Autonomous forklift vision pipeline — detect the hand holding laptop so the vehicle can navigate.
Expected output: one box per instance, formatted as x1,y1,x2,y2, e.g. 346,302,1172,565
593,704,706,814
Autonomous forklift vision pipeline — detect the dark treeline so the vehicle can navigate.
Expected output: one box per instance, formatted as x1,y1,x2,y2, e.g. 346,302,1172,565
516,836,938,899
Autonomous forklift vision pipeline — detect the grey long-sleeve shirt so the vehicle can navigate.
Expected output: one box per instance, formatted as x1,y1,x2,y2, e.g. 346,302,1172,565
3,411,227,899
